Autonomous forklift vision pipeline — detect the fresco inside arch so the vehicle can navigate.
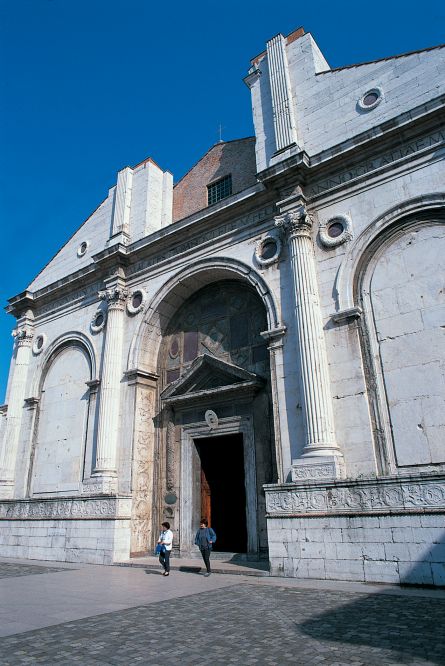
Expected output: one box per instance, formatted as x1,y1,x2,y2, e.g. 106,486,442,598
160,281,269,386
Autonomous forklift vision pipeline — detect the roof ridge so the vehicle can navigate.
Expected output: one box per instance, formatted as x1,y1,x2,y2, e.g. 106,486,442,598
318,43,445,74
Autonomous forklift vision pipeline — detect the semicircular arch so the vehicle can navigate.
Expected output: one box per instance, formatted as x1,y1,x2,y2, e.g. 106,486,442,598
128,256,281,374
334,193,445,312
30,331,97,398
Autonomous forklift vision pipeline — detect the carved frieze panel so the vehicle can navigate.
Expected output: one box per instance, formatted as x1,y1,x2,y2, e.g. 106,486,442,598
265,476,445,516
0,497,131,521
131,388,155,553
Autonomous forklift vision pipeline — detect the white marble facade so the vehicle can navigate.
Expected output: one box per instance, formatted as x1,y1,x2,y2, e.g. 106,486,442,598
0,28,444,583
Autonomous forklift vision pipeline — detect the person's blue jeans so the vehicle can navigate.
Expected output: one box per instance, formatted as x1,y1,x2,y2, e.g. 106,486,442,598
159,549,170,572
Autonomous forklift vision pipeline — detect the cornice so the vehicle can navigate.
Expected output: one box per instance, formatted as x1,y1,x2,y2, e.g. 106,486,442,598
7,187,274,314
258,96,445,191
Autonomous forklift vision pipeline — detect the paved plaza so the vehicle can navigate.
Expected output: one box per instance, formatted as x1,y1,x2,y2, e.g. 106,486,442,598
0,558,444,665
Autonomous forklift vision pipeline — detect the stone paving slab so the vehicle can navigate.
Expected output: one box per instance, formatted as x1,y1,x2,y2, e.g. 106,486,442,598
0,562,72,579
0,583,444,665
117,554,270,576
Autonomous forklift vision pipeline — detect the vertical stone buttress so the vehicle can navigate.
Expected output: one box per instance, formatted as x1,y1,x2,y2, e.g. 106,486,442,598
0,322,34,497
276,205,344,480
109,167,133,246
93,281,128,482
266,34,299,151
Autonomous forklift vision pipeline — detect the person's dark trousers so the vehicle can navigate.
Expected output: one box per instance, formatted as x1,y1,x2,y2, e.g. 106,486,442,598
200,547,211,573
159,550,170,572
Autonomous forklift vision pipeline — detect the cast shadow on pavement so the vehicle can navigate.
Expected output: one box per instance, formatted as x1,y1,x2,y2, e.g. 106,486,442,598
299,588,445,664
299,537,445,665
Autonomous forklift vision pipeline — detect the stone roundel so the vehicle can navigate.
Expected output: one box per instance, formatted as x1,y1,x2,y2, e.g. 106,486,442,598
319,214,353,248
77,240,90,258
127,288,147,315
90,309,107,334
205,409,219,429
358,87,383,112
32,333,47,355
255,231,282,267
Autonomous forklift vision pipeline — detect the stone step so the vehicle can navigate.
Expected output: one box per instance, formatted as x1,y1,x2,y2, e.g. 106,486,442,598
115,555,270,577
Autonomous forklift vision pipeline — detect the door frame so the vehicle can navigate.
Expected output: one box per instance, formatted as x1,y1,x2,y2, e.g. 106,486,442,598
180,415,258,556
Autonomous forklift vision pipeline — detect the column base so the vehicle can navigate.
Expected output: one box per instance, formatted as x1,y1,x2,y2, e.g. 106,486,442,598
83,476,118,495
291,455,345,482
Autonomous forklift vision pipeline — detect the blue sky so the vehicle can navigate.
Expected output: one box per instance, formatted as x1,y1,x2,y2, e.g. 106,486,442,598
0,0,444,400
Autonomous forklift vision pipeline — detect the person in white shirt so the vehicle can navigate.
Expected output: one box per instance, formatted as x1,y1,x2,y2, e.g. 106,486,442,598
157,522,173,576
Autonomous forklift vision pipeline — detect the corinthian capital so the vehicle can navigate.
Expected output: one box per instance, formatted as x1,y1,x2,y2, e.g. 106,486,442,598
98,286,129,309
12,327,34,347
274,205,313,239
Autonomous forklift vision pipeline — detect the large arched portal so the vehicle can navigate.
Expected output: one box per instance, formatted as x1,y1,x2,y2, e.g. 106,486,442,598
157,280,276,558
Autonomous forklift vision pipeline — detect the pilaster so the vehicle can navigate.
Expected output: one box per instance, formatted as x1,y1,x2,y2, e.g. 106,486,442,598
261,326,287,482
275,202,344,480
126,369,158,555
109,167,133,247
0,316,34,498
92,277,128,489
266,33,299,152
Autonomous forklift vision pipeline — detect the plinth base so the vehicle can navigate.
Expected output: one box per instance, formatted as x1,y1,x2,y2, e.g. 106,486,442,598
291,455,345,481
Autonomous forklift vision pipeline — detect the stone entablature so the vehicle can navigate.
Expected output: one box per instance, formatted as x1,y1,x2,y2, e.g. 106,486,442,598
265,474,445,516
0,496,132,521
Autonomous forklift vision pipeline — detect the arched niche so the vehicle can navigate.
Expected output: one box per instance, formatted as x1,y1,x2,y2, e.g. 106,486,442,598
127,257,280,376
31,342,92,495
356,210,445,473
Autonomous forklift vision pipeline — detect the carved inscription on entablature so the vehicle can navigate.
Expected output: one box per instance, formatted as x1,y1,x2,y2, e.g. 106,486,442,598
127,204,276,277
35,282,103,318
308,130,445,198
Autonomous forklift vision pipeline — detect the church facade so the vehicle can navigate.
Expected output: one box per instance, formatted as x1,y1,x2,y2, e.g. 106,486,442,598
1,28,444,585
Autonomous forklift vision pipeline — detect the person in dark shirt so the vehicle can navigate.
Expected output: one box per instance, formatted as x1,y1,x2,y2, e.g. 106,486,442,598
194,518,216,576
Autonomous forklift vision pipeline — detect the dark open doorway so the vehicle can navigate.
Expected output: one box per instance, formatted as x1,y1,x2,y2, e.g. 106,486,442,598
195,434,247,553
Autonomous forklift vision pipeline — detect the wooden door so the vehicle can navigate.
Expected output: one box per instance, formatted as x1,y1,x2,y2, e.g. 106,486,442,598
200,467,211,524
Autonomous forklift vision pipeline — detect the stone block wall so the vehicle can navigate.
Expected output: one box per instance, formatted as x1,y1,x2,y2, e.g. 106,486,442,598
265,476,445,586
0,519,131,564
0,497,132,564
268,513,445,586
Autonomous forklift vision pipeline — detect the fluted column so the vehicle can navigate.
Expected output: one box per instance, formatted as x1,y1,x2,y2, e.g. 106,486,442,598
276,205,344,480
93,283,128,480
0,324,34,497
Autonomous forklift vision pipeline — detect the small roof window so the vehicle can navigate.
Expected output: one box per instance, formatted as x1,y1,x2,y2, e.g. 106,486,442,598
207,174,232,206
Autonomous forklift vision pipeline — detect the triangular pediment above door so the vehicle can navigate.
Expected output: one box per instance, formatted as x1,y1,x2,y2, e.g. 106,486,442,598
160,353,264,405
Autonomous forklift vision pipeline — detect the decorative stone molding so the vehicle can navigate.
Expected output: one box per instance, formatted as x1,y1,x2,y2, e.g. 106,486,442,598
131,389,155,553
126,288,147,315
24,396,40,408
90,309,107,334
32,333,47,355
205,410,219,429
166,420,176,492
77,240,90,257
265,474,445,516
81,478,117,495
331,306,362,325
255,231,283,267
292,461,344,481
98,286,129,311
12,327,34,347
0,496,132,521
275,205,313,238
358,87,383,112
319,214,353,249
